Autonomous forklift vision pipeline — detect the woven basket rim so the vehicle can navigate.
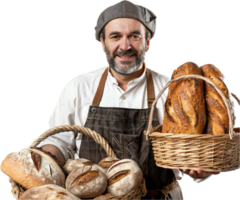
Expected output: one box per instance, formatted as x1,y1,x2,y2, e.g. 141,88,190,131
150,131,240,139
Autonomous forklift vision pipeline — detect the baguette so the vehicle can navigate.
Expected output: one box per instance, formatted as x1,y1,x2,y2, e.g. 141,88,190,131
162,62,206,134
200,64,235,135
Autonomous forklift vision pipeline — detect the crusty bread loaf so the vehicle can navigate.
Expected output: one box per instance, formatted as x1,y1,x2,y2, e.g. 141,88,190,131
66,165,107,198
94,193,113,199
1,148,62,189
162,62,206,134
98,157,119,173
63,158,105,174
106,159,143,196
200,64,234,135
18,184,81,200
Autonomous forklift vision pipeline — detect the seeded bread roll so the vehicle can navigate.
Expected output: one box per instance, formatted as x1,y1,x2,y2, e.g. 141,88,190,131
162,62,206,134
63,158,105,174
200,64,235,135
18,184,81,200
98,157,119,173
106,159,143,196
66,165,107,198
1,148,62,189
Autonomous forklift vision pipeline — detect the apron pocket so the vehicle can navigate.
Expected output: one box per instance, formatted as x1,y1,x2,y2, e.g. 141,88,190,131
111,132,139,163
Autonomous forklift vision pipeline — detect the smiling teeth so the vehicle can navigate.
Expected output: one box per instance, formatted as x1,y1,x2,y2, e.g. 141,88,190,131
120,55,131,58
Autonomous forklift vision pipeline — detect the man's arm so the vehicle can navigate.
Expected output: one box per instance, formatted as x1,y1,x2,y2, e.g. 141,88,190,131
41,144,66,167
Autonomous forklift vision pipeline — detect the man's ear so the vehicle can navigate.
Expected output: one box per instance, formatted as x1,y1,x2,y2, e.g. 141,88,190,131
145,33,151,52
100,35,106,52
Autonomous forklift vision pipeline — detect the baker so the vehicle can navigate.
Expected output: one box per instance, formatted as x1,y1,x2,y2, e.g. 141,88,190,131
38,1,219,199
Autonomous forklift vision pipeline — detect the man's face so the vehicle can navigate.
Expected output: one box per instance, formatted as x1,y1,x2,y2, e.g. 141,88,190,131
100,18,150,75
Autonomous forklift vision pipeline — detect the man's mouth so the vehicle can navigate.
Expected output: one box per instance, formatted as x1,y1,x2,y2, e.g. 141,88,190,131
117,53,134,57
118,53,134,57
119,55,132,58
116,55,135,62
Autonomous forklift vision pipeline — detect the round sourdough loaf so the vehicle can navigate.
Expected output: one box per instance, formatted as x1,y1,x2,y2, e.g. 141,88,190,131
93,193,113,199
18,184,81,200
98,157,119,173
66,165,107,198
106,159,143,196
63,158,105,174
0,148,62,189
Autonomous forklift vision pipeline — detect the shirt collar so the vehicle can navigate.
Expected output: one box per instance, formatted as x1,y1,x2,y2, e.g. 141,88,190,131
107,62,147,86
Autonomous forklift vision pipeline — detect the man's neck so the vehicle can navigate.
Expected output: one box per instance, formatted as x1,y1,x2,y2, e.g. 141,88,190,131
110,64,145,91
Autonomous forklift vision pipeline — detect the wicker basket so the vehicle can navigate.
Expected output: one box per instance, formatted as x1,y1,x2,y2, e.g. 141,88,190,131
145,75,240,172
11,125,147,199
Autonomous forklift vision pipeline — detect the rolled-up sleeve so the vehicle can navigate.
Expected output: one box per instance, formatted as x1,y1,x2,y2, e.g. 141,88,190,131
38,84,77,161
173,169,183,180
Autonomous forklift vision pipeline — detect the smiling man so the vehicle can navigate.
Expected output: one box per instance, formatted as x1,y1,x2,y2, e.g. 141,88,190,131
102,18,147,74
38,1,217,199
100,17,149,91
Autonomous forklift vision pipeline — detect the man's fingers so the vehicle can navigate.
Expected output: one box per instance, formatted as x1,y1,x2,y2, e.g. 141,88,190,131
180,169,220,178
181,169,190,174
213,172,220,174
197,170,207,177
189,170,197,177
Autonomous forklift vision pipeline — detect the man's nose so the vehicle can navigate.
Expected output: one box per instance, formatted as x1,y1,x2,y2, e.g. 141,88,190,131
119,37,131,51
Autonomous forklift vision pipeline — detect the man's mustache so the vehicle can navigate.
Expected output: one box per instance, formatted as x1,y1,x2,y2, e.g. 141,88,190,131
113,49,138,57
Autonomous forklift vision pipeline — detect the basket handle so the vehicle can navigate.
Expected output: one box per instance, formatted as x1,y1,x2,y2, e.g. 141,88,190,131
145,75,235,139
29,125,116,158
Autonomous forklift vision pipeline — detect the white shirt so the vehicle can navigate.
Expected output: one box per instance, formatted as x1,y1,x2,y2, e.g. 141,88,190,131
38,66,207,182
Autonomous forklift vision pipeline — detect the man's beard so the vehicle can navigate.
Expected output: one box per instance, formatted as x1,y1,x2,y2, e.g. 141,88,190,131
105,45,145,75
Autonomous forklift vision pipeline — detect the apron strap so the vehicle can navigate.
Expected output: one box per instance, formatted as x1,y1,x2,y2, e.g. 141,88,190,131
147,181,178,200
146,67,155,108
92,68,109,106
92,63,155,107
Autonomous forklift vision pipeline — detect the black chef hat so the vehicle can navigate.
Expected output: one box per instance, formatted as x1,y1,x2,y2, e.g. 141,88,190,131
95,0,156,41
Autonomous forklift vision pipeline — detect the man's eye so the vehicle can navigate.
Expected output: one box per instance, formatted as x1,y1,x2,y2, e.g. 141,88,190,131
131,35,141,40
112,35,118,38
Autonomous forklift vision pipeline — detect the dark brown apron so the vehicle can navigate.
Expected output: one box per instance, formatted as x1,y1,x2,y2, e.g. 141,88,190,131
79,65,183,199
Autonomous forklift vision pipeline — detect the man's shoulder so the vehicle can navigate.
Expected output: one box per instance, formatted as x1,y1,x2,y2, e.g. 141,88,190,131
66,67,107,87
148,68,170,84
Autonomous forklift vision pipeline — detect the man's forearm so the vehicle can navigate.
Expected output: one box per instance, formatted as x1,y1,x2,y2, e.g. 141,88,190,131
41,144,65,167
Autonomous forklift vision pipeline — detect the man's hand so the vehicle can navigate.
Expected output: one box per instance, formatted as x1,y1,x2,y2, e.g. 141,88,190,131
180,169,220,179
41,144,65,167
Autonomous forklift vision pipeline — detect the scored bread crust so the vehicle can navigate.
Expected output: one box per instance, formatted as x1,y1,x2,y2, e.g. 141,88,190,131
63,158,105,175
66,165,107,199
98,157,119,173
106,159,143,197
162,62,206,134
1,148,62,189
200,64,234,135
18,184,81,200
